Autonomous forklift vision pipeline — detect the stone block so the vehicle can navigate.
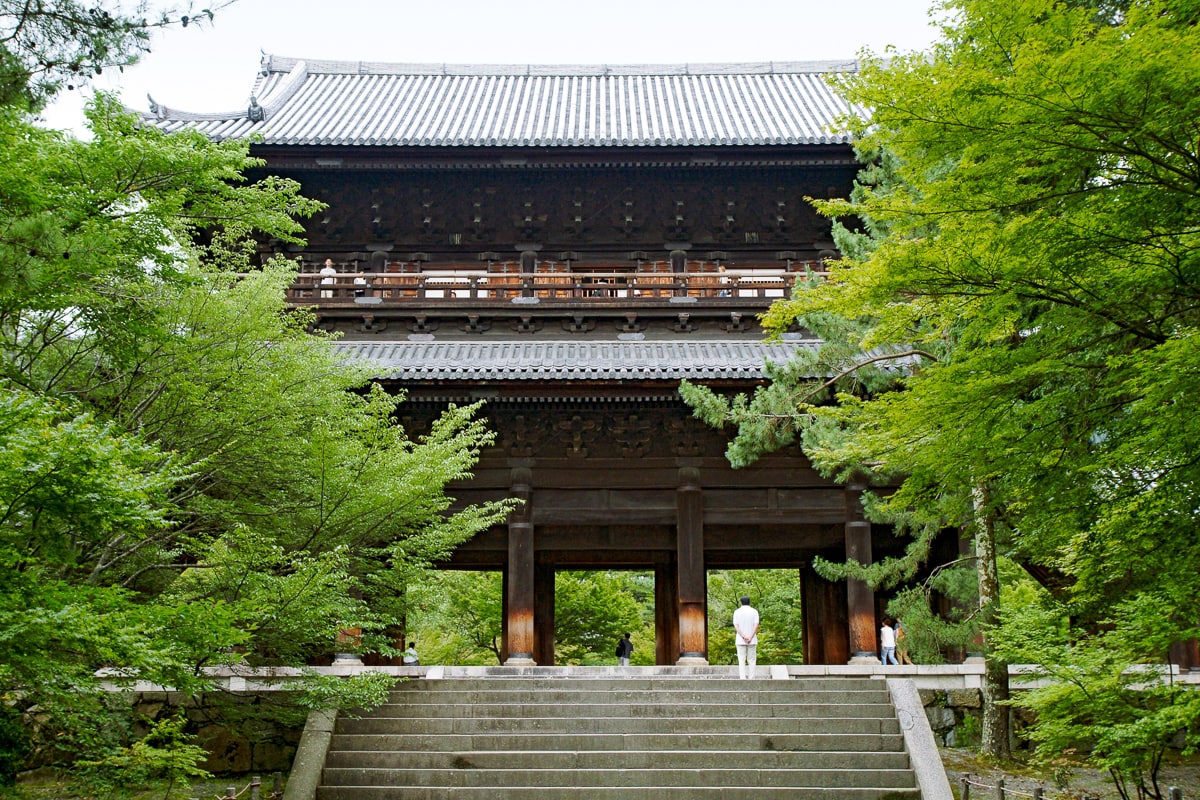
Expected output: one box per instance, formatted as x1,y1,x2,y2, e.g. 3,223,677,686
198,724,252,773
251,739,297,772
918,688,943,707
947,688,981,708
924,705,957,731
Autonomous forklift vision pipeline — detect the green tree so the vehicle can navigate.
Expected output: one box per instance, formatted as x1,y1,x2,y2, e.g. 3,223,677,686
0,95,513,777
553,571,644,665
409,570,649,666
410,571,506,665
707,569,804,667
0,0,232,109
686,0,1200,775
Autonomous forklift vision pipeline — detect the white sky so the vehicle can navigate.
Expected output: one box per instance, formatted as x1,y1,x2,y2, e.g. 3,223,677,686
40,0,944,134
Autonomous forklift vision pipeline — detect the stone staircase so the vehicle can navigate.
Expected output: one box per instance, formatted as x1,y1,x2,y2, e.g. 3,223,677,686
314,674,925,799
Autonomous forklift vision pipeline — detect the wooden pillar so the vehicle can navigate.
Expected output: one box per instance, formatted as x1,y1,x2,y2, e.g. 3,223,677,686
959,528,984,663
669,248,688,273
655,560,679,666
504,468,536,665
845,479,878,662
500,568,509,664
676,467,707,664
801,563,850,665
534,561,556,666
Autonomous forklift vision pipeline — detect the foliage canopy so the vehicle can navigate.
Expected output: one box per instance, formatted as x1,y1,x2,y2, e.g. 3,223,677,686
683,0,1200,782
0,11,513,779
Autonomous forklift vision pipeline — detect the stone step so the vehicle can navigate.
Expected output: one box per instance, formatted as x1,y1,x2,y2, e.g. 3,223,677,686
327,731,905,752
393,677,883,692
324,748,912,771
319,766,918,789
316,786,922,800
314,676,926,800
336,715,902,736
350,702,896,720
381,688,892,705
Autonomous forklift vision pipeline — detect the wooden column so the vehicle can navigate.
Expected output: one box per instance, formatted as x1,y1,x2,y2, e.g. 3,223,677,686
500,568,509,664
845,479,878,662
676,467,708,664
504,468,536,665
655,560,679,666
534,561,556,666
961,528,985,662
801,563,850,665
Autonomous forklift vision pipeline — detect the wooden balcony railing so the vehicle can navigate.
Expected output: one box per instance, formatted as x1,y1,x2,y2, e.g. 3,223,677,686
287,270,823,305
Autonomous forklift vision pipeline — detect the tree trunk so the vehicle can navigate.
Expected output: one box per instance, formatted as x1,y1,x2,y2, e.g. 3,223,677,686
972,481,1011,759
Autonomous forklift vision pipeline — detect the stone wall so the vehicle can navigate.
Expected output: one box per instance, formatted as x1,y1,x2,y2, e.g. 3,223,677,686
918,687,983,748
125,691,306,774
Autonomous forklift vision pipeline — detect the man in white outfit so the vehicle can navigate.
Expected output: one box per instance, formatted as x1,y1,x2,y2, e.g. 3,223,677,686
732,596,759,679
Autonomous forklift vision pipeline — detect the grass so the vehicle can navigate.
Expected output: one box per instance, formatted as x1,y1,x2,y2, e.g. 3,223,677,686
940,748,1200,800
3,770,287,800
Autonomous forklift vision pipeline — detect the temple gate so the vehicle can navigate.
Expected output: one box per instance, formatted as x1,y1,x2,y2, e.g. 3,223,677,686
145,56,929,665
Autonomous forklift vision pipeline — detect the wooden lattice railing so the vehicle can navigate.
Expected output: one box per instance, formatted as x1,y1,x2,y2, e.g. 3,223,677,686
287,269,825,305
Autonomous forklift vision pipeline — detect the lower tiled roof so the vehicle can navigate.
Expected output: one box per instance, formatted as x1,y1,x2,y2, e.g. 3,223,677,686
335,339,813,381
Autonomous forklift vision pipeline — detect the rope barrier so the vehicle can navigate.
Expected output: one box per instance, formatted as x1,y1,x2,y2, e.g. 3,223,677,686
960,774,1185,800
209,772,283,800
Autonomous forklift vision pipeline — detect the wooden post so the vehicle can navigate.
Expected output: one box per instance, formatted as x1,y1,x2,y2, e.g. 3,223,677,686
801,563,850,665
534,560,556,666
655,560,679,666
845,479,878,662
961,776,971,800
504,469,536,665
500,568,509,664
996,777,1006,799
676,467,707,664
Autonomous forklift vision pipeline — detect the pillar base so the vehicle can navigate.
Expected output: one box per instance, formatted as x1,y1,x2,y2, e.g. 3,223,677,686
504,654,536,666
332,653,364,666
848,652,881,665
676,655,709,666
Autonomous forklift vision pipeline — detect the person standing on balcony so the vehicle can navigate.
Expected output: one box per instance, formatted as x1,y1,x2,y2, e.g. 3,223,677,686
718,265,731,296
320,258,337,298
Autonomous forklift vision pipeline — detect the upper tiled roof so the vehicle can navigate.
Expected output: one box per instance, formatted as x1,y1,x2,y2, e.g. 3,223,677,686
336,339,814,382
142,56,858,147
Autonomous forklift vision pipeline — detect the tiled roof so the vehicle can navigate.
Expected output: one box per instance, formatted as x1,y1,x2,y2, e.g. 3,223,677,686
142,56,858,147
336,340,814,381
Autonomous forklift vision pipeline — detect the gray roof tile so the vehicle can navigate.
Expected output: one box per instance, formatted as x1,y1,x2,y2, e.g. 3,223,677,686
143,56,858,147
335,340,814,382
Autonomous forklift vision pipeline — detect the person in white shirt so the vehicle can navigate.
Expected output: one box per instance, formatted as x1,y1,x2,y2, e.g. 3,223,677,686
880,619,899,665
319,258,337,298
732,596,760,679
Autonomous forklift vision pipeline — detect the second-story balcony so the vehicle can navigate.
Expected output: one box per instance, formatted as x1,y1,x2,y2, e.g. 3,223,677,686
288,268,822,308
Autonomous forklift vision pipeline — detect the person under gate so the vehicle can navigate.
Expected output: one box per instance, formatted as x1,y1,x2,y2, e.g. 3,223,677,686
616,632,633,666
733,596,759,679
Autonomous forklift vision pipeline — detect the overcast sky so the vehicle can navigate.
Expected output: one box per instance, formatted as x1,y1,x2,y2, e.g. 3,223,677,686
40,0,945,133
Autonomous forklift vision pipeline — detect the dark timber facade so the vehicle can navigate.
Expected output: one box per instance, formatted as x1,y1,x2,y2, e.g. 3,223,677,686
145,56,929,665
